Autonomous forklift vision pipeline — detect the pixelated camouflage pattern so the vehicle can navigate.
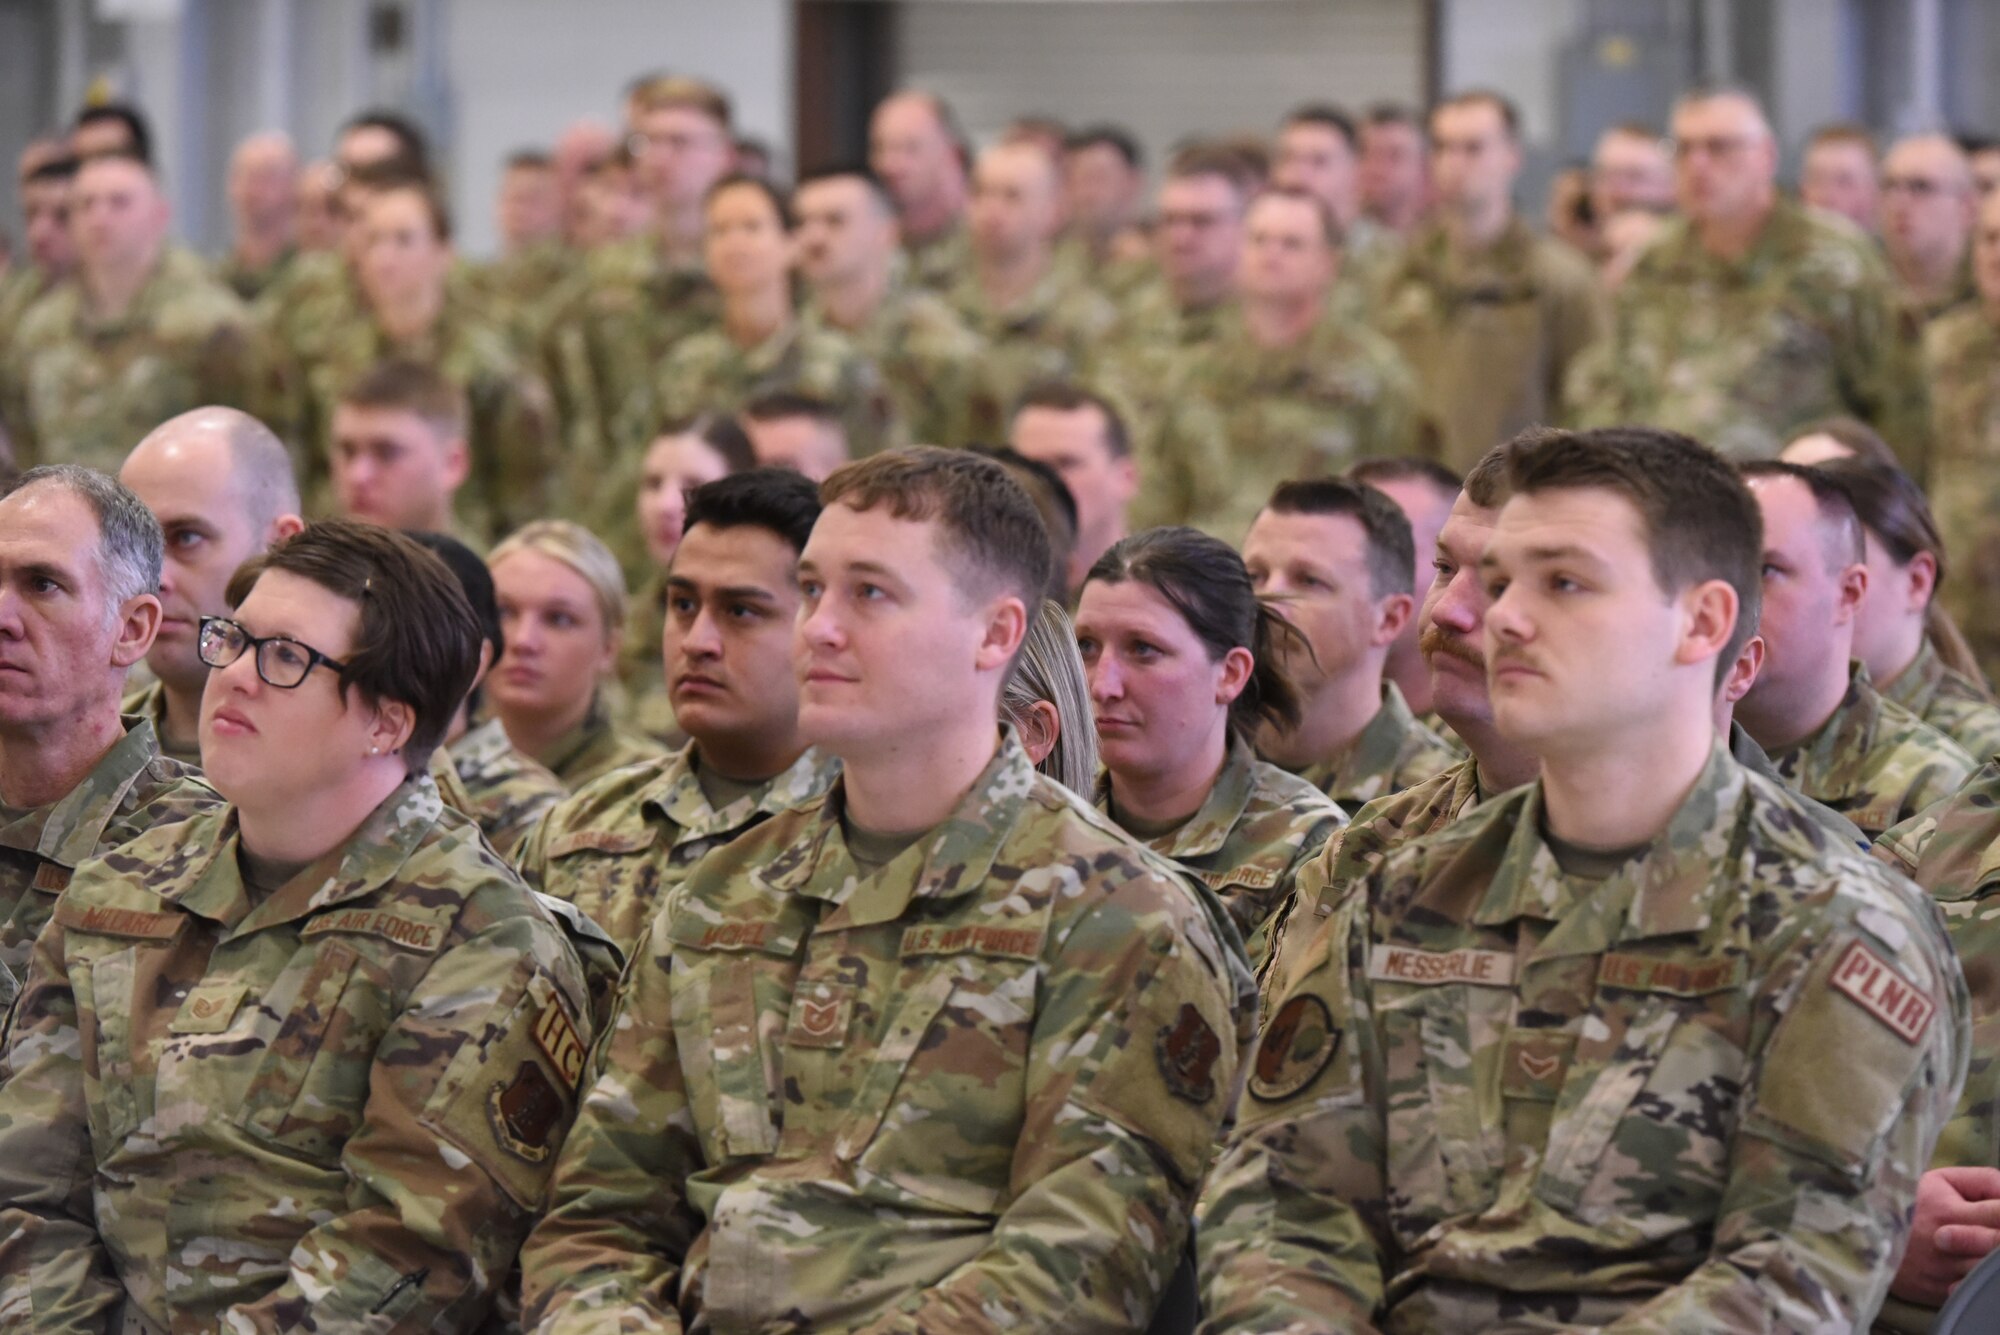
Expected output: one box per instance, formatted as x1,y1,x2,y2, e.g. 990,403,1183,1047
534,698,669,794
0,718,218,1010
117,678,201,770
1136,309,1422,542
1566,200,1926,466
0,249,260,473
1375,217,1607,471
1921,305,2000,681
803,280,988,448
1199,741,1968,1333
0,774,594,1331
1286,683,1463,814
1099,735,1345,974
519,733,1250,1334
514,742,839,951
429,717,568,861
945,264,1122,441
1881,637,2000,764
1766,661,1974,840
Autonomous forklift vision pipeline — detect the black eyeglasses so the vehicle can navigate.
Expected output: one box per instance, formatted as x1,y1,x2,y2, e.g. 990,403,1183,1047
197,616,349,690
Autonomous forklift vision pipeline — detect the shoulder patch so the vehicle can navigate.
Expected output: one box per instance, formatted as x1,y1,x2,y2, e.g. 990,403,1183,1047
532,994,587,1086
1155,1002,1222,1104
302,907,447,954
1829,940,1935,1045
1368,943,1515,988
1248,993,1339,1102
486,1060,564,1161
55,902,183,941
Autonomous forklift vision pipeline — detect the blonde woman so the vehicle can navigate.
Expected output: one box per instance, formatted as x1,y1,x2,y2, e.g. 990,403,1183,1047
488,520,664,790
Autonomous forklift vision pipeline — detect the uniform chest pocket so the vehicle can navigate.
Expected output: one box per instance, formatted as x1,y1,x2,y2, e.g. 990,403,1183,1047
668,949,799,1164
1537,986,1749,1236
230,943,391,1163
843,957,1036,1217
1373,982,1509,1244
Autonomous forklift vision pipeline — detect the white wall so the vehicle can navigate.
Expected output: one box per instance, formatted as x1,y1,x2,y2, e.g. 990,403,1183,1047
443,0,792,258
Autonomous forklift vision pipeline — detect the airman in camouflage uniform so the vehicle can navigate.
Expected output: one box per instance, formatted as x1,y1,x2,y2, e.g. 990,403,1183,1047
1566,90,1920,464
0,775,595,1331
534,698,668,794
515,742,837,951
647,321,886,461
869,92,976,295
520,735,1247,1333
1766,661,1973,840
1882,637,2000,763
0,149,76,361
1098,735,1344,973
1201,742,1968,1332
1727,720,1870,849
0,717,217,1009
467,239,575,350
1290,683,1461,812
117,677,200,769
429,715,567,861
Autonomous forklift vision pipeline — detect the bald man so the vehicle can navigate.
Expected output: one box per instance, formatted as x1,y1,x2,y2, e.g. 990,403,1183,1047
1567,88,1919,466
118,408,303,766
870,90,973,290
217,131,300,300
1882,134,1979,343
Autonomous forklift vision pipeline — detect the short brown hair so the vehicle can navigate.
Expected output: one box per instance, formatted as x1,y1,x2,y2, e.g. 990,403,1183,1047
1165,142,1262,202
1265,478,1415,598
1249,184,1341,247
336,359,466,440
1431,88,1521,140
1808,121,1879,156
820,446,1053,609
226,520,481,772
635,76,733,132
366,177,453,242
1504,426,1763,671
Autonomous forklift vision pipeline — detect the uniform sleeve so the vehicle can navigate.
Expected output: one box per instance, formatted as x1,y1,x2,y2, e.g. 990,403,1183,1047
1196,891,1388,1335
1596,910,1968,1332
854,879,1241,1335
518,918,699,1334
219,916,593,1333
0,919,124,1331
1835,258,1931,480
470,365,560,542
1544,255,1610,412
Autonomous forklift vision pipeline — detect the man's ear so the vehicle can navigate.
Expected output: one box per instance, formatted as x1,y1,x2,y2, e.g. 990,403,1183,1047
111,593,164,668
975,594,1030,672
1373,592,1414,647
1834,562,1869,625
1676,579,1740,669
441,437,472,491
269,513,306,545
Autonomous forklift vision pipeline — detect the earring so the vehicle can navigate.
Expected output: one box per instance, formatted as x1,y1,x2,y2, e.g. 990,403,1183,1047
369,745,381,756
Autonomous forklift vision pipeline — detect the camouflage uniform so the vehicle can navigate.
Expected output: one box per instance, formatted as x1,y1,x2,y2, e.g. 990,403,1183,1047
515,742,839,951
1138,310,1422,540
428,717,567,861
1891,260,1975,358
902,221,972,294
1199,741,1968,1333
1099,736,1345,973
804,281,987,448
0,267,60,357
1922,305,2000,678
614,572,682,741
1875,758,2000,1333
0,775,594,1331
1285,683,1462,813
213,246,297,303
1728,721,1870,849
1376,217,1607,471
0,718,217,1009
117,678,202,769
1566,199,1925,466
946,265,1121,441
518,734,1250,1333
1765,662,1974,840
646,319,887,463
1097,283,1233,444
466,241,577,351
534,697,668,794
280,292,558,540
1880,637,2000,763
0,249,259,473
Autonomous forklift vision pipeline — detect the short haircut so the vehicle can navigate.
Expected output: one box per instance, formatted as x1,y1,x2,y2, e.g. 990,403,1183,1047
1789,416,1900,469
658,412,757,473
1066,124,1144,171
1671,84,1774,140
742,390,840,429
682,468,823,556
1283,103,1359,152
367,178,453,242
1433,88,1521,140
1002,599,1098,793
705,172,792,229
1086,527,1303,740
227,520,480,771
887,89,972,167
1250,184,1341,246
1363,102,1422,131
1462,442,1513,509
1505,427,1763,671
1264,478,1416,598
505,149,554,172
409,530,504,659
1604,120,1666,144
1808,121,1879,156
1011,381,1131,459
972,446,1078,602
337,359,467,440
1816,456,1944,576
1165,142,1262,199
794,163,896,214
820,447,1054,611
340,109,432,174
6,464,164,615
635,76,733,132
1350,456,1462,496
489,520,629,641
1740,460,1866,569
26,155,80,186
75,103,153,164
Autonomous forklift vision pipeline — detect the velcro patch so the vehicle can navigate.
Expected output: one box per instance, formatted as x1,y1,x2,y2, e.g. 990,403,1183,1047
532,996,586,1086
1830,940,1935,1046
899,923,1044,961
55,902,183,941
1156,1002,1222,1104
787,988,853,1050
171,981,248,1034
1368,944,1515,988
547,827,654,859
487,1060,563,1162
1200,865,1279,892
1248,993,1338,1102
301,908,444,954
31,863,70,893
1598,952,1746,997
694,922,771,951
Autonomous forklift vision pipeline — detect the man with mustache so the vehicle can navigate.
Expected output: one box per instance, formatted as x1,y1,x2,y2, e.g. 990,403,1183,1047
513,468,837,952
119,407,303,766
1201,424,1966,1331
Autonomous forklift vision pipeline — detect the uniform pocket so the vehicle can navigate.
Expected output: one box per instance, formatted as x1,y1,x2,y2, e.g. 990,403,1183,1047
1373,985,1501,1244
237,943,377,1162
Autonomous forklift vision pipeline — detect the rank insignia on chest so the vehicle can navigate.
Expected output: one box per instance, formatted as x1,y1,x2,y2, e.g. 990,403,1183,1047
487,1060,564,1162
787,987,853,1050
1156,1003,1222,1104
1249,994,1338,1103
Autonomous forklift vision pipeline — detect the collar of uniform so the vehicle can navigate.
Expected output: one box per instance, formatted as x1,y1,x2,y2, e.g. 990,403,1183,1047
1655,197,1812,287
1402,214,1537,296
1772,659,1882,790
1315,683,1411,798
0,717,165,868
732,320,804,377
1471,738,1742,943
647,745,838,841
538,694,614,777
758,733,1032,926
1102,734,1260,861
1880,638,1944,720
73,250,176,337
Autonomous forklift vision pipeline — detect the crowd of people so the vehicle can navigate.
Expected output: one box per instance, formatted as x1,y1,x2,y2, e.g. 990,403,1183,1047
0,66,1997,1333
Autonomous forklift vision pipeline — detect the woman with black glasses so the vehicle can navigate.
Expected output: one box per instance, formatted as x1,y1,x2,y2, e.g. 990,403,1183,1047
0,519,595,1332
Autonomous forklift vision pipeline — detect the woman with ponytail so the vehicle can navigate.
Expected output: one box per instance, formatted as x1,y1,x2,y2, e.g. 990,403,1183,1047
1076,526,1345,971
